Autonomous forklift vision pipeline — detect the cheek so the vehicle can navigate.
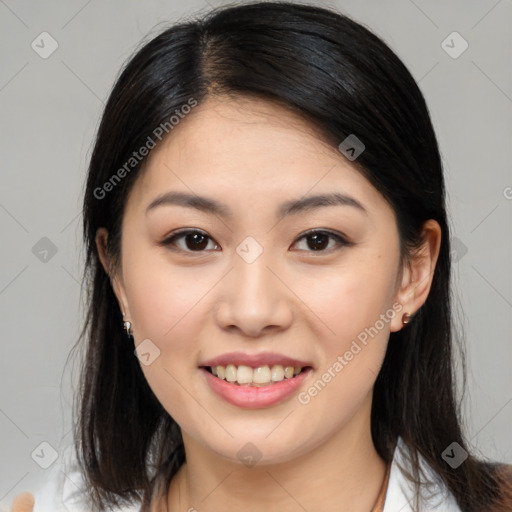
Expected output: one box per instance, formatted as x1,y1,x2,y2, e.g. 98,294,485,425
294,251,397,413
297,272,391,433
299,257,397,351
122,255,209,423
122,241,214,343
120,245,204,385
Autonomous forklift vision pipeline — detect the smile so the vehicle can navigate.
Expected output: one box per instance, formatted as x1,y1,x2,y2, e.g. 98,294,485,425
200,366,313,409
204,364,311,387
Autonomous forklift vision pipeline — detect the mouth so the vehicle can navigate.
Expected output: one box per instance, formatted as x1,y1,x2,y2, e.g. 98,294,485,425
200,364,313,388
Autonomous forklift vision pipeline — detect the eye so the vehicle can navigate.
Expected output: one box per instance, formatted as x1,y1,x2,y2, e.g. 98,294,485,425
159,229,219,255
159,228,350,256
291,229,350,254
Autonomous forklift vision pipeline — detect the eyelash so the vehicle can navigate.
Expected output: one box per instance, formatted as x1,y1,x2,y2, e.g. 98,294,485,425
159,228,351,257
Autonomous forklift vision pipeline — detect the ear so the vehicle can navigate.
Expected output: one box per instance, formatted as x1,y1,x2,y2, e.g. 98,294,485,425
95,227,132,320
390,219,442,333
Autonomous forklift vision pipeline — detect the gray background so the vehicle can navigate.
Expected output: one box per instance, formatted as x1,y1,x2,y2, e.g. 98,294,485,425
1,0,511,506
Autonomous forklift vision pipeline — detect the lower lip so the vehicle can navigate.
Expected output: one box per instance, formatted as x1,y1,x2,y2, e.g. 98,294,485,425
200,367,313,409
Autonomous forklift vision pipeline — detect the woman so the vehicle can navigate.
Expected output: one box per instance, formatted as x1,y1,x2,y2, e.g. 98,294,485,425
10,1,512,511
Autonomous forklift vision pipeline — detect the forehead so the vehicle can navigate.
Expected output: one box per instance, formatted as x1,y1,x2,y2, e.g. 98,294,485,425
176,95,337,155
126,95,388,218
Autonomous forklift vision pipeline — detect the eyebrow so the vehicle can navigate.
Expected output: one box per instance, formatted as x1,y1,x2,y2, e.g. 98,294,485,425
145,191,368,219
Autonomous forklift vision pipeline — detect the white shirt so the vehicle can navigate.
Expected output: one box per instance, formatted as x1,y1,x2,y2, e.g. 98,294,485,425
31,437,462,511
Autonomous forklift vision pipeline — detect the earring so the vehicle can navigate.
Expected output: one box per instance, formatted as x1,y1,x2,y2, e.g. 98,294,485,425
122,312,134,339
402,312,411,325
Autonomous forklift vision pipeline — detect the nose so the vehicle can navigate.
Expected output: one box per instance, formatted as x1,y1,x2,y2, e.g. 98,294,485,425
214,248,294,339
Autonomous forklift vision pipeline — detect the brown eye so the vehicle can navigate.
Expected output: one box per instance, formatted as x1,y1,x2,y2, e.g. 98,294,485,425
160,228,350,256
292,230,350,254
160,229,218,254
304,232,330,251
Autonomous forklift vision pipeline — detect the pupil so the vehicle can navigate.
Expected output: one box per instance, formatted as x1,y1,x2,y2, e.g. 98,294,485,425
308,233,328,251
187,233,208,250
185,233,328,251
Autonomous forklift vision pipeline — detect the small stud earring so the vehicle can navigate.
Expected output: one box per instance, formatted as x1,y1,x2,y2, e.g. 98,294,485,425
402,312,411,325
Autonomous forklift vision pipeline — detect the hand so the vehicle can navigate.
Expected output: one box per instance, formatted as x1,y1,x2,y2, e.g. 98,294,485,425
10,493,34,512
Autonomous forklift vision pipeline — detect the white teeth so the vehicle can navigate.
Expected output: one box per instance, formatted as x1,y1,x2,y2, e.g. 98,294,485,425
271,365,284,382
253,365,271,383
236,365,253,384
284,366,294,379
210,364,307,386
225,364,237,382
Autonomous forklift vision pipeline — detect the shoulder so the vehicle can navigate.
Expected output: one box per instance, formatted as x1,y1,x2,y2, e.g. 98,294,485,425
384,437,463,512
32,443,140,512
386,440,512,512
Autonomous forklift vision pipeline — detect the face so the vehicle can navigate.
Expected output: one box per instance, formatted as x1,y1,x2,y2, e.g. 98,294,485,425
97,95,420,466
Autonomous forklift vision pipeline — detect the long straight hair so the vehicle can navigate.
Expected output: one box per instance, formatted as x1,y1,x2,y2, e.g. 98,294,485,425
74,2,512,510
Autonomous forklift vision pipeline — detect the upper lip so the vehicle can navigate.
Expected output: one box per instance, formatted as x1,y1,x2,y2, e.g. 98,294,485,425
199,351,314,369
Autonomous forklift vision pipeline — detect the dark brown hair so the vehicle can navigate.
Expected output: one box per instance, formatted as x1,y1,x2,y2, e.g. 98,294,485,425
72,1,512,510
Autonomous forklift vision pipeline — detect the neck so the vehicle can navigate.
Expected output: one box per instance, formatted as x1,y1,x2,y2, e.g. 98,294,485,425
165,395,387,512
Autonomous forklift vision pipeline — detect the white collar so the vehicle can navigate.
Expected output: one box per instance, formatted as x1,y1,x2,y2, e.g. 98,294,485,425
383,437,462,511
33,437,462,511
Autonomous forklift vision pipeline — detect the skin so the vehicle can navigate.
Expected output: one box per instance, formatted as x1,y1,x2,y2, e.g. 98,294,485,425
11,95,441,512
